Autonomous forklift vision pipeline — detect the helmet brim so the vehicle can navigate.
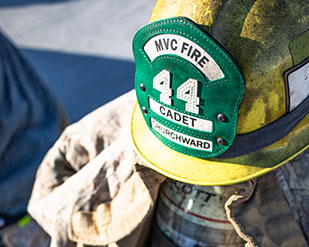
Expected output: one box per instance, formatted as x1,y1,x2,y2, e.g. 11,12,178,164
131,103,309,185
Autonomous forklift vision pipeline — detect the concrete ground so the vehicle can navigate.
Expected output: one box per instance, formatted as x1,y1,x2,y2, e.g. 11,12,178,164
0,0,155,123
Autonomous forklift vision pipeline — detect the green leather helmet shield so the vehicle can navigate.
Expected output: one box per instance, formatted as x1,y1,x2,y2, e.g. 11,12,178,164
133,17,245,158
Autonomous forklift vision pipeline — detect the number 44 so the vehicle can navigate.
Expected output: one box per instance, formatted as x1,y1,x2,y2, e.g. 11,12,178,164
153,69,200,114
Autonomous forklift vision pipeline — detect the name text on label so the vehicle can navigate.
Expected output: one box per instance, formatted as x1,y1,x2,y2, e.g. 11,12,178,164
151,118,213,151
149,97,212,132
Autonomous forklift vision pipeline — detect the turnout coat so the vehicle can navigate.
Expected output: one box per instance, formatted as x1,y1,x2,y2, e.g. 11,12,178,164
27,91,309,247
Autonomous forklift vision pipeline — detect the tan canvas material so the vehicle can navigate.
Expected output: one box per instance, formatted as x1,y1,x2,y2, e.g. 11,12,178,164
225,172,307,247
27,91,309,247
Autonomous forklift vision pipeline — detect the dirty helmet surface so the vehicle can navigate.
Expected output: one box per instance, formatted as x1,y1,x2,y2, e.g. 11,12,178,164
131,0,309,186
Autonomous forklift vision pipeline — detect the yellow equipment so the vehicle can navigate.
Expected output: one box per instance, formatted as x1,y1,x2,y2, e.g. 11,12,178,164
131,0,309,185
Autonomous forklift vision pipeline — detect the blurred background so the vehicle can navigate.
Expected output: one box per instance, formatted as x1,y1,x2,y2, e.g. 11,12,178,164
0,0,155,243
0,0,155,122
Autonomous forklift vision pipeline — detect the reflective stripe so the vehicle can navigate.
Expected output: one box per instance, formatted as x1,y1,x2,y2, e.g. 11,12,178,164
287,59,309,112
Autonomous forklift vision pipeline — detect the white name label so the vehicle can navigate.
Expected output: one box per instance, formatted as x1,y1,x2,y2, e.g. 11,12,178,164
144,34,224,81
287,60,309,111
151,118,213,152
149,97,212,132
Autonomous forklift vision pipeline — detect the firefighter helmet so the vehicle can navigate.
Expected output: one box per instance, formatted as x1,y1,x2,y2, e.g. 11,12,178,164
131,0,309,185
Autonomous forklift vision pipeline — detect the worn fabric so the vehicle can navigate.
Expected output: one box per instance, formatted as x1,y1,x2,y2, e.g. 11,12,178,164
0,30,66,216
28,90,165,247
28,90,309,247
274,150,309,243
226,171,307,247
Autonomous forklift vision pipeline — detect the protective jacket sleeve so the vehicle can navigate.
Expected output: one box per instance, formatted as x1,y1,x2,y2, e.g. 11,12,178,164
27,90,165,247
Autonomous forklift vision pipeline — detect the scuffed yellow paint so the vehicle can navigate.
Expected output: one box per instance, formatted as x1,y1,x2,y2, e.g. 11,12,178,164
133,0,309,184
150,0,221,27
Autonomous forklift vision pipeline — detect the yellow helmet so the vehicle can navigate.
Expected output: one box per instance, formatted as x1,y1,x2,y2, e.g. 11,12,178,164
131,0,309,185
